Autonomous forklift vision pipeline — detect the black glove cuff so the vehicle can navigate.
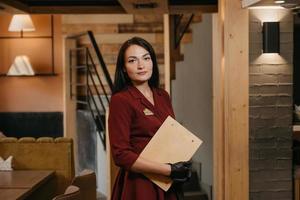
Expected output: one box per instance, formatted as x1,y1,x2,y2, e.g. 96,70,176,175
168,161,192,183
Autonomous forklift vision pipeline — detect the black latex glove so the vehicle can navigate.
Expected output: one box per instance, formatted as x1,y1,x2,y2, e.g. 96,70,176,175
168,161,192,183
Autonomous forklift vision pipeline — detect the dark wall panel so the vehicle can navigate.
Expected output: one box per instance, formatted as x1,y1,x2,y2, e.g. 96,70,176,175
0,112,63,138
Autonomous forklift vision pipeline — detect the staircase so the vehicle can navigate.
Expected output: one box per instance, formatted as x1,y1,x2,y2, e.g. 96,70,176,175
67,31,112,150
183,162,210,200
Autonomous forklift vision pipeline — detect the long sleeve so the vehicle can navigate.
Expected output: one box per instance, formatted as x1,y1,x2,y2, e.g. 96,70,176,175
108,94,139,170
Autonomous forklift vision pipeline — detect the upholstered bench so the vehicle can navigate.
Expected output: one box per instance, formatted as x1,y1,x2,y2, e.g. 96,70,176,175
0,137,75,196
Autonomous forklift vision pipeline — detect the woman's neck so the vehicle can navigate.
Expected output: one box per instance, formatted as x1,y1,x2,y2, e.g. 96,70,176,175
133,82,152,96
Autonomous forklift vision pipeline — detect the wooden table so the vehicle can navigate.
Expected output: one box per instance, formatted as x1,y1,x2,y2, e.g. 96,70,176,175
0,170,55,200
0,188,30,200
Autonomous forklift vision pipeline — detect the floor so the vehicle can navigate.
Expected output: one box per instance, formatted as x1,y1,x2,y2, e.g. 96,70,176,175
97,192,106,200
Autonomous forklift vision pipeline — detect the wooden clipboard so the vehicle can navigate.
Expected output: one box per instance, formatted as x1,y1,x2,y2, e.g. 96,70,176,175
139,116,202,191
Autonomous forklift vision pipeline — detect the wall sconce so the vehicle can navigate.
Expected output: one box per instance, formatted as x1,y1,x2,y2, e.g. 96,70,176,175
8,14,35,38
262,22,280,54
7,14,35,76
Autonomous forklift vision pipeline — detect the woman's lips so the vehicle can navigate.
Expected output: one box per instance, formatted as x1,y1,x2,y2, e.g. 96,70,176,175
137,72,147,75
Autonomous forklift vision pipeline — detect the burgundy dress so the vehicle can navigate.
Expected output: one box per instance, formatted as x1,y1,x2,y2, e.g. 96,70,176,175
108,85,177,200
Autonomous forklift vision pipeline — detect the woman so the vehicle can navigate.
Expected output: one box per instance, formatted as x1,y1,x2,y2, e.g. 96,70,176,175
108,37,191,200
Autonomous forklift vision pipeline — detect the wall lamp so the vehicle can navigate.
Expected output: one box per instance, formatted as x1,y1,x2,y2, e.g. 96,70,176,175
8,14,35,38
7,14,35,76
262,22,280,54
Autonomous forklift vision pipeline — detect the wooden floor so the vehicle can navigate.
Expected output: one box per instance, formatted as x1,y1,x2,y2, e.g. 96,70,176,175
97,192,106,200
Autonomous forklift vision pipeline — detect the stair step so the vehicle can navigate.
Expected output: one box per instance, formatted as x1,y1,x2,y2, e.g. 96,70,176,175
183,171,201,192
63,22,165,34
63,23,118,34
70,47,87,52
184,191,208,200
82,43,164,55
76,100,88,105
71,83,86,86
134,15,164,23
192,14,202,23
77,106,107,115
62,14,134,25
78,32,191,45
78,109,106,116
76,51,165,65
76,85,112,96
71,65,89,69
118,23,163,33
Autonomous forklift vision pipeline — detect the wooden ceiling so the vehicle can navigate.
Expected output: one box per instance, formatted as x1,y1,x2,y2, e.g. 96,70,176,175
0,0,218,14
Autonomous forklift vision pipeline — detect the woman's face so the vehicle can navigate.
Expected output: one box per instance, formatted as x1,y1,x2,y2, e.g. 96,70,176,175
124,44,153,86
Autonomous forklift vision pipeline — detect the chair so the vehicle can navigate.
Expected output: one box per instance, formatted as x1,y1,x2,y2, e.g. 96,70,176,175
53,185,81,200
71,169,97,200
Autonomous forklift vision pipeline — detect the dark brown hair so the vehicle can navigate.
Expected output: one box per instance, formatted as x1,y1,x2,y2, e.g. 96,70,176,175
113,37,159,94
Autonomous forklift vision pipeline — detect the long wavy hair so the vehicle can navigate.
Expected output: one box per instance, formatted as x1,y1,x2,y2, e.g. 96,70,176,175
112,37,159,94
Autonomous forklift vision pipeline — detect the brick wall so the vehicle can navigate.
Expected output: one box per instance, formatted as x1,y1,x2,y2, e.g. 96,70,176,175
249,9,293,200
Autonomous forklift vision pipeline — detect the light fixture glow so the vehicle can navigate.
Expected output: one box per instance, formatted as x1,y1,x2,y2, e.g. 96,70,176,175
274,0,285,4
8,14,35,33
248,6,285,9
7,14,36,76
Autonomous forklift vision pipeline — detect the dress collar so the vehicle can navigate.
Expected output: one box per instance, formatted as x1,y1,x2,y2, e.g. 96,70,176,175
127,85,162,99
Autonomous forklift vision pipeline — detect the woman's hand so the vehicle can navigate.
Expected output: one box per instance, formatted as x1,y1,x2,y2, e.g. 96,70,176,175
131,157,172,176
168,161,192,183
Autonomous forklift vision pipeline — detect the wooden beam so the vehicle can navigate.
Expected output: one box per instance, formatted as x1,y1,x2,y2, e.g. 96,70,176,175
118,0,168,14
163,14,170,93
106,110,119,200
213,0,249,199
29,6,126,14
224,0,249,197
212,11,225,200
0,0,30,13
169,5,217,14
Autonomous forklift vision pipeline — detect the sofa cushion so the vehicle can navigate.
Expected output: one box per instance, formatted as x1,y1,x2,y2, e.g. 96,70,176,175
0,137,74,195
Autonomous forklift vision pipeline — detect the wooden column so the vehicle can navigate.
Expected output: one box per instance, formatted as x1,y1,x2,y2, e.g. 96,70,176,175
213,0,249,199
63,38,78,169
163,14,171,93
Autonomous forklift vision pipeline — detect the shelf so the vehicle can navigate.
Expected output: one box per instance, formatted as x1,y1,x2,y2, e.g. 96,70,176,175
0,73,58,77
294,125,300,132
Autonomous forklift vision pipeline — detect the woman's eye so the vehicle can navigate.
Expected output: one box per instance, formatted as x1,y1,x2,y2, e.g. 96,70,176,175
128,59,135,63
144,57,151,61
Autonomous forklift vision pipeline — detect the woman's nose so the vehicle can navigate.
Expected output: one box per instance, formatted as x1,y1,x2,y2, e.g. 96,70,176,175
137,59,144,68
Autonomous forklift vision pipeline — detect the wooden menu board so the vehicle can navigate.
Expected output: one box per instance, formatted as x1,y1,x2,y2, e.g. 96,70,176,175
139,116,202,191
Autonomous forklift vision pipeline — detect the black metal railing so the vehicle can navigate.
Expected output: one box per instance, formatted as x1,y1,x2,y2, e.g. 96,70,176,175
173,14,194,49
67,31,113,150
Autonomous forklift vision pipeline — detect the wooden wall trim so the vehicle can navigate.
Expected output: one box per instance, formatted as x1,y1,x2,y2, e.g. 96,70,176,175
163,14,170,93
213,0,249,199
169,5,217,14
30,6,126,14
0,0,29,13
212,11,225,200
63,38,78,169
224,0,249,198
